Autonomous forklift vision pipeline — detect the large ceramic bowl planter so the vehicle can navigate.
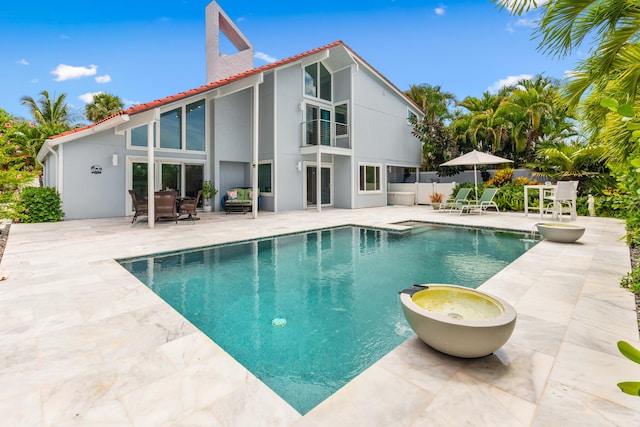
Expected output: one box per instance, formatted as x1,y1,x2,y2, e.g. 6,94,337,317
399,284,517,358
536,223,585,243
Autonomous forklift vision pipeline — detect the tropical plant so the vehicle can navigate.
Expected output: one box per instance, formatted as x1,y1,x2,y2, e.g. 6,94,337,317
429,192,444,203
406,84,460,171
494,0,640,159
485,167,514,187
20,90,77,128
497,78,556,160
527,141,610,184
202,181,218,200
14,187,64,223
410,116,459,171
0,110,38,215
404,83,456,122
85,92,124,122
452,92,508,154
616,341,640,396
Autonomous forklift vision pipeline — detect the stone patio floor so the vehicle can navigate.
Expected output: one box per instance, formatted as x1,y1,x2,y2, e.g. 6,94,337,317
1,206,639,426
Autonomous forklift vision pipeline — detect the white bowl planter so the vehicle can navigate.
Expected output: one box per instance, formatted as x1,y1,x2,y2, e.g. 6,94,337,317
399,284,517,358
536,222,585,243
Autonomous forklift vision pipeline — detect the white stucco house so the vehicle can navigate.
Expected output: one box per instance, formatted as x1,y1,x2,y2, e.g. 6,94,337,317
37,1,424,222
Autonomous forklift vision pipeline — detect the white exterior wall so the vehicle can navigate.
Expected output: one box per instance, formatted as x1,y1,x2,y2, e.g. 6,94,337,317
61,132,126,219
214,88,253,197
274,65,306,211
351,67,422,208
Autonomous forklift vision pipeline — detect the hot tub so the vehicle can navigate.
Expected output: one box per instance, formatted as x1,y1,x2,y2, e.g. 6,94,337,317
399,284,517,358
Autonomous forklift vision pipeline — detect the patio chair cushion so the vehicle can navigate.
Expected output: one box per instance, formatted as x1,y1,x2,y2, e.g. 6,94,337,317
222,187,259,214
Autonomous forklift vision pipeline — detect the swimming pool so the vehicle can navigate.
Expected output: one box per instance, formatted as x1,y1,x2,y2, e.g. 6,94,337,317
119,224,538,414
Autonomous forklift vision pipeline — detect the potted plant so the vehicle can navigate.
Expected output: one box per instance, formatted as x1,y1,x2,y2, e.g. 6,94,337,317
429,192,444,210
201,181,218,212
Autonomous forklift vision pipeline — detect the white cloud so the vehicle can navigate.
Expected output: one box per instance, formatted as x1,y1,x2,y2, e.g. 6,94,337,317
515,18,536,27
79,92,102,104
16,59,29,66
51,64,98,81
435,6,446,16
488,74,532,93
95,74,111,83
507,17,537,33
255,52,277,63
123,98,140,108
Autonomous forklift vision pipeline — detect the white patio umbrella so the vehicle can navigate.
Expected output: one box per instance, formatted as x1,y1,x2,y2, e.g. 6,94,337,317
440,150,513,200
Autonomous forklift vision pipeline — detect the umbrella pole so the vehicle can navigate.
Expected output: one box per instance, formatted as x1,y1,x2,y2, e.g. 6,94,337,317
474,164,478,200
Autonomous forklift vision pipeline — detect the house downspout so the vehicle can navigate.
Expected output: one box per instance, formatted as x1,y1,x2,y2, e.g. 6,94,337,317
47,145,60,194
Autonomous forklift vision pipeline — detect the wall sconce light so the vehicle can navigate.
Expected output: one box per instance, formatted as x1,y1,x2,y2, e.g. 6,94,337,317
112,153,118,167
296,161,302,171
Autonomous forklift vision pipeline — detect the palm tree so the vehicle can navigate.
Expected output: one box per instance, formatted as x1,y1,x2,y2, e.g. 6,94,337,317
405,84,456,121
497,86,554,160
85,92,124,123
20,90,74,128
495,0,640,110
452,92,508,154
529,140,609,180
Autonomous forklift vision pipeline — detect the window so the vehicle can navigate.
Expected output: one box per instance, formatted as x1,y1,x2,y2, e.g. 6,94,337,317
186,100,205,151
185,164,204,203
161,163,181,191
160,108,182,149
335,103,348,137
359,164,381,192
132,162,148,199
258,162,272,194
131,124,155,147
131,100,206,151
305,105,331,146
407,108,418,125
304,62,331,101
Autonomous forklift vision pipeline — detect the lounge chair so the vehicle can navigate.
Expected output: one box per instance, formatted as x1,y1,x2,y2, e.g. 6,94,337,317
128,190,148,223
179,189,203,220
543,181,578,221
441,187,472,213
459,187,500,215
154,191,178,223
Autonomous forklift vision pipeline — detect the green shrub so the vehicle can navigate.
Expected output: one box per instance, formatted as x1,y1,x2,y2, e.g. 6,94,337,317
620,266,640,294
15,187,64,223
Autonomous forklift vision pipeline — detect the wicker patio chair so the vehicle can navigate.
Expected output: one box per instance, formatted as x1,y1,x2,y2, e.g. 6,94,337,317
154,191,178,223
179,189,202,220
128,190,148,223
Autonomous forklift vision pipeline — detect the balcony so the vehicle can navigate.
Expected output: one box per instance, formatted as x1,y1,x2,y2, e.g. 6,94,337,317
301,119,350,149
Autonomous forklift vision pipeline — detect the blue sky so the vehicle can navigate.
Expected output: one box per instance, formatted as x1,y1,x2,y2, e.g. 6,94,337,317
1,0,578,121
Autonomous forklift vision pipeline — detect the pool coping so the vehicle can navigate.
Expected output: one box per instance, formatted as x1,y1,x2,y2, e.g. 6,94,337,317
1,207,639,426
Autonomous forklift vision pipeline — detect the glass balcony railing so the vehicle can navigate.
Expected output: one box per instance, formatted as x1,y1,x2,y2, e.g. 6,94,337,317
302,120,350,149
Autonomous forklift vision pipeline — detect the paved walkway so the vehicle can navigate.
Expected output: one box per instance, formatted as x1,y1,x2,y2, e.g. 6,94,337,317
1,207,639,426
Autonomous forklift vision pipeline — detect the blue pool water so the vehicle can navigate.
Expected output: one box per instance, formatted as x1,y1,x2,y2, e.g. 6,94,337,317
119,224,538,414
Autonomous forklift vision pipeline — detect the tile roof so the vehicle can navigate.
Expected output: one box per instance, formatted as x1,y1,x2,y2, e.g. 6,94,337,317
50,40,420,141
